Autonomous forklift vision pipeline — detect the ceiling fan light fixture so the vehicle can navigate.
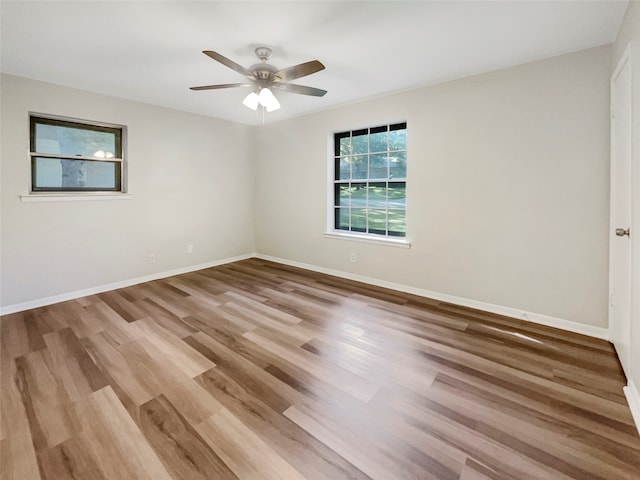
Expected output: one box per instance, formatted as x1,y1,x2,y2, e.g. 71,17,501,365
192,48,325,116
242,91,260,110
258,87,280,112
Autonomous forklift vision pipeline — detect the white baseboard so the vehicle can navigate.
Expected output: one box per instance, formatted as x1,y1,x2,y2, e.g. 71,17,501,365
1,252,611,342
624,380,640,436
0,253,255,316
254,253,610,340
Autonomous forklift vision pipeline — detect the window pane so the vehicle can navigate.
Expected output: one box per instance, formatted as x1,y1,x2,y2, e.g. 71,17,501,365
336,132,351,156
388,209,406,236
335,184,351,206
350,183,366,209
351,130,368,155
367,182,387,208
335,208,350,231
338,156,351,180
369,129,388,153
34,122,117,158
351,208,367,232
388,182,406,209
85,161,118,188
368,209,387,235
369,154,389,179
389,127,407,151
351,155,368,180
33,157,119,190
389,151,407,179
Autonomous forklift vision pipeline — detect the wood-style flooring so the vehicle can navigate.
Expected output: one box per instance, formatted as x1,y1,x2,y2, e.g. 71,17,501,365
1,258,639,479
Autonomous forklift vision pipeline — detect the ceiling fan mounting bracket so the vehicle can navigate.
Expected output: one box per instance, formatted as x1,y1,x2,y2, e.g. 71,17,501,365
255,47,272,62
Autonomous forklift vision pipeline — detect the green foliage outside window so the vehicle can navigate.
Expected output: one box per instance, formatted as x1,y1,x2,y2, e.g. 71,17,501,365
333,122,407,237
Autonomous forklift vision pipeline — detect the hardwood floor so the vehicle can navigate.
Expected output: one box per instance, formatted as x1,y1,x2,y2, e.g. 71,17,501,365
1,258,639,479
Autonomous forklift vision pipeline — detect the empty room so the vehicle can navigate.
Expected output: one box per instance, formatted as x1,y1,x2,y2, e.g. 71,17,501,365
1,1,640,479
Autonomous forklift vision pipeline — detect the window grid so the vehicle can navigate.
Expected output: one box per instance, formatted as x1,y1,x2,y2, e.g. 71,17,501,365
333,122,406,237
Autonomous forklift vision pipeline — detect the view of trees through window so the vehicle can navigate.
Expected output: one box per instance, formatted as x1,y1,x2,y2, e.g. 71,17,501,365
30,116,123,191
333,122,407,237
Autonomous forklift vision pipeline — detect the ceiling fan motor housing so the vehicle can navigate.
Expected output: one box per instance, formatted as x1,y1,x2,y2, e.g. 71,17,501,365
250,63,278,82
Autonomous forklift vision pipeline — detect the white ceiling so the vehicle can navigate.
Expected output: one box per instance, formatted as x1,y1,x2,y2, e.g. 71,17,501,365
0,1,628,126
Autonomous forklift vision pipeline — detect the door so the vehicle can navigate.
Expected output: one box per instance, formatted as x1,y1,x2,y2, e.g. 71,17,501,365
610,48,632,378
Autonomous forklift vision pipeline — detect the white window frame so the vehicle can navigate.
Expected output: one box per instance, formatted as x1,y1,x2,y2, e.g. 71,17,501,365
325,122,410,247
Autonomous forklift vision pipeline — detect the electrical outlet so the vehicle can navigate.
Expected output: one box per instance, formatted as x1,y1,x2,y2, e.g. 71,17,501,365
187,244,194,254
350,252,357,263
148,254,156,264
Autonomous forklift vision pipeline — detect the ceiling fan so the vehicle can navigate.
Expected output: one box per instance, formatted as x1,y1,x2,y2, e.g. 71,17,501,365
190,47,327,112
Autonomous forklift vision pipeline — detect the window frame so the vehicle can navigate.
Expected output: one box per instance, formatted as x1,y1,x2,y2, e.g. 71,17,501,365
29,113,127,194
328,121,408,242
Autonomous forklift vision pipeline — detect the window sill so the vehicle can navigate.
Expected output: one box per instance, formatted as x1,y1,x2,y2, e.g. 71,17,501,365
20,193,133,203
323,231,411,248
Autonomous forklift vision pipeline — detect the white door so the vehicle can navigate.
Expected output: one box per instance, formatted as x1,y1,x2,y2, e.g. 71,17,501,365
610,49,632,378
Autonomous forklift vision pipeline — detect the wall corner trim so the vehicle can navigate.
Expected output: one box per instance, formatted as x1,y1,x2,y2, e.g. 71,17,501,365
254,253,611,340
624,381,640,436
0,253,255,315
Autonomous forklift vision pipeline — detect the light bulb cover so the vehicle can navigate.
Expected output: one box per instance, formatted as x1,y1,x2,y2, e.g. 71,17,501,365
258,88,281,112
265,98,281,112
242,92,259,110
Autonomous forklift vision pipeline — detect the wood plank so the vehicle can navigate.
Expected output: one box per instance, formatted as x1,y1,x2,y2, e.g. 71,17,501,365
74,387,173,480
195,366,371,480
243,329,380,403
284,403,410,480
42,327,109,401
37,436,107,480
196,408,306,480
14,350,80,450
0,424,41,480
118,337,223,424
132,318,216,378
81,331,160,409
139,394,238,480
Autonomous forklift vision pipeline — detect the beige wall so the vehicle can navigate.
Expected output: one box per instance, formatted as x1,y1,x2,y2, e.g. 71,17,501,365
0,74,256,307
0,45,613,331
613,0,640,412
254,45,612,328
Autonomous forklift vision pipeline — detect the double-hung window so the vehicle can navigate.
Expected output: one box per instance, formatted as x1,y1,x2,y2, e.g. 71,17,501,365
30,114,126,192
333,122,407,238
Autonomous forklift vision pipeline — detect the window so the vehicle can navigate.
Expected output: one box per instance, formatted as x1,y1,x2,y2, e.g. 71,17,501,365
333,122,407,237
30,114,126,192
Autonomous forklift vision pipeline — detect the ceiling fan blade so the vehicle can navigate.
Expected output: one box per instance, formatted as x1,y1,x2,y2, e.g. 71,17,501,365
202,50,256,79
272,60,325,82
271,83,327,97
189,83,252,91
